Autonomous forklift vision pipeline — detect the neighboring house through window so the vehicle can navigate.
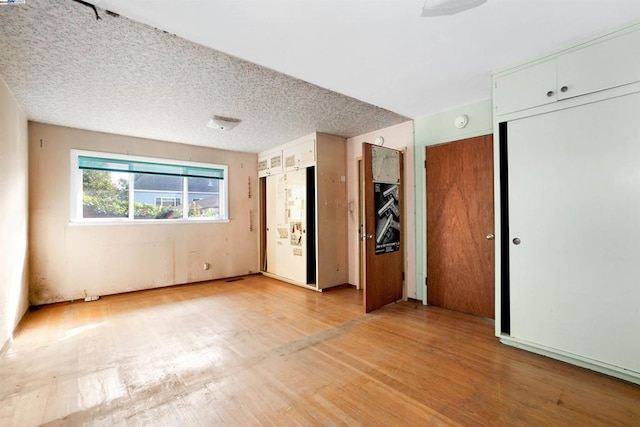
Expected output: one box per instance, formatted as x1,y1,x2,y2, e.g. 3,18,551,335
70,150,228,222
155,197,182,207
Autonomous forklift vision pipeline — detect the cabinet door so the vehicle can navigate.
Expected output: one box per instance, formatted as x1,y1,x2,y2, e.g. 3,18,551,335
259,150,283,176
296,139,315,168
257,156,269,178
557,29,640,100
268,151,283,175
494,59,557,116
283,139,315,172
283,150,297,172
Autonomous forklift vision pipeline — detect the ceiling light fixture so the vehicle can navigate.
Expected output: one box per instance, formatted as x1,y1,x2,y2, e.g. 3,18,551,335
207,116,241,131
421,0,487,17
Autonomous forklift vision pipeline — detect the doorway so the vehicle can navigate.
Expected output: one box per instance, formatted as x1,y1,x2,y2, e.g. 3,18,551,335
426,135,495,318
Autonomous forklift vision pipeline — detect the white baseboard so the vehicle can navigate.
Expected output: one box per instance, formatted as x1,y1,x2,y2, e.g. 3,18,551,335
260,272,321,292
500,335,640,386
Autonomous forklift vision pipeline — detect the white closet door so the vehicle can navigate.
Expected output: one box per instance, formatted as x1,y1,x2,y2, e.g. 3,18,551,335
265,170,307,284
508,91,640,374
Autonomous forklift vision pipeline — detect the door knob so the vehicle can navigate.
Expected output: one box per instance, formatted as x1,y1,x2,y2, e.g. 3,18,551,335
512,237,521,245
486,233,495,240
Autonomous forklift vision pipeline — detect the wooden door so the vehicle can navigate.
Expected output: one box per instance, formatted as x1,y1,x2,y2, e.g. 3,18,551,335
363,143,403,313
426,135,495,318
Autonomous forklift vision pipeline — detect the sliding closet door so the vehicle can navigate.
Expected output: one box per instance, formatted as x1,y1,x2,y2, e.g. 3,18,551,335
508,91,640,373
265,170,307,284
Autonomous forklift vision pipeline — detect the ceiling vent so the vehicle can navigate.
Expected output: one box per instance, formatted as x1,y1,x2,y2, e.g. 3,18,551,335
421,0,487,17
207,116,241,131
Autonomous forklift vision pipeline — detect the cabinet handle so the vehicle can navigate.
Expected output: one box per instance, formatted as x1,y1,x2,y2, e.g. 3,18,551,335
560,85,568,93
546,90,555,97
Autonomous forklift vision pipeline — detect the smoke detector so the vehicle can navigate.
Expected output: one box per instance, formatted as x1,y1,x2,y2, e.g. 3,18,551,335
207,116,241,131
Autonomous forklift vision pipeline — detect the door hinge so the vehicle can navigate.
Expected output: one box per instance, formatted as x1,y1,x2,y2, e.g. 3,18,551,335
402,271,405,281
424,160,427,169
425,277,428,287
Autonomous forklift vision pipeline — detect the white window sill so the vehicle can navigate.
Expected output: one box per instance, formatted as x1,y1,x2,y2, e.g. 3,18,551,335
68,218,231,226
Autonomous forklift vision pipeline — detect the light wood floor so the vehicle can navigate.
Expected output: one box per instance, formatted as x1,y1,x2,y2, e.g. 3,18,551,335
1,275,639,426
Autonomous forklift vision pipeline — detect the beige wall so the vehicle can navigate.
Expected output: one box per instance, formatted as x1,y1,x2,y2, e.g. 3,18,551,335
346,121,416,298
0,77,29,353
29,123,259,305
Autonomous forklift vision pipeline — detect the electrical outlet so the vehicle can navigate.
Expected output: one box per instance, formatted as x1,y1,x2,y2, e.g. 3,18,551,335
203,262,210,270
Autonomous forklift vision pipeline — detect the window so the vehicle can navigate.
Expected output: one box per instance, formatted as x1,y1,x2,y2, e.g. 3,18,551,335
71,150,228,222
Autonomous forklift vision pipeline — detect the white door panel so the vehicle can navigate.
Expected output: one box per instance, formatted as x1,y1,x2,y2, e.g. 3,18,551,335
508,92,640,373
265,170,307,284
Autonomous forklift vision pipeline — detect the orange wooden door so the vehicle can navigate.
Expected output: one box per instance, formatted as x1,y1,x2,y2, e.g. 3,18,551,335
363,143,403,313
426,135,495,318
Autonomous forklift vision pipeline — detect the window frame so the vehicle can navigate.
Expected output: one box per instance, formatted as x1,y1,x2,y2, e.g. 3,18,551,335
70,149,229,224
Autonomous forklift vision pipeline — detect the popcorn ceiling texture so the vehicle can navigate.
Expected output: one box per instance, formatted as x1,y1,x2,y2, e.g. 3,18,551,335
0,1,407,153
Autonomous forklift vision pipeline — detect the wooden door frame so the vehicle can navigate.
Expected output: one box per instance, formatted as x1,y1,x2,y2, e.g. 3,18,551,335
357,157,365,291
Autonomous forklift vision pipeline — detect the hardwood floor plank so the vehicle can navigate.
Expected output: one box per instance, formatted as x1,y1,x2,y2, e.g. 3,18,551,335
1,275,639,426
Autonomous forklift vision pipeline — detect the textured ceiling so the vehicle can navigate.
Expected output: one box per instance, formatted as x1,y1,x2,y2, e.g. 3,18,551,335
4,2,640,154
0,1,408,153
88,0,640,119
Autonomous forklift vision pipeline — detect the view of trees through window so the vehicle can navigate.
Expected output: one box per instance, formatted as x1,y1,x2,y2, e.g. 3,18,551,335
82,170,129,218
82,170,220,220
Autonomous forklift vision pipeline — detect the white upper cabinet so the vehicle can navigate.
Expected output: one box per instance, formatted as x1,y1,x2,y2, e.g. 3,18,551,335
258,150,283,177
493,59,557,116
494,26,640,117
283,138,315,172
557,28,640,101
259,136,316,176
257,156,269,177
